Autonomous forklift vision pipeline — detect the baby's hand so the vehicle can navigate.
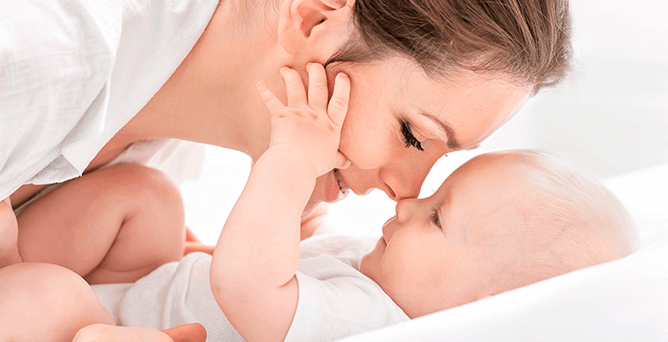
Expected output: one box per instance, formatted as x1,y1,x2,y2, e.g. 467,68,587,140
257,64,351,176
73,323,206,342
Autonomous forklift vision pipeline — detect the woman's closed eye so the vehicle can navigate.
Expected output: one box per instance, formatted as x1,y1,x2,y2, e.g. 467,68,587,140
430,207,441,228
400,120,424,151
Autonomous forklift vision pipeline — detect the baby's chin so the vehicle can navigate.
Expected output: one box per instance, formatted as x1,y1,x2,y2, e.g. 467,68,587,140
359,236,387,280
359,253,372,276
359,250,378,282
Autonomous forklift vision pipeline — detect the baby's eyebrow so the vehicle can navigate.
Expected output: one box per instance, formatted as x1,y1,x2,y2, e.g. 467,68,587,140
419,110,461,150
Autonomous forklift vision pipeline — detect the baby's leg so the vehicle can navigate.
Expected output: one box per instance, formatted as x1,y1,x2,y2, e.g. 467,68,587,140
17,163,186,284
0,262,114,342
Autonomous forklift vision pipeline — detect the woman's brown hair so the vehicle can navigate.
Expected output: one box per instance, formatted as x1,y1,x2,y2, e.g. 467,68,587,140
329,0,572,92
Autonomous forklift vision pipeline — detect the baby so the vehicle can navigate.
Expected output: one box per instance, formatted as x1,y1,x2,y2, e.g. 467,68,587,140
2,70,637,342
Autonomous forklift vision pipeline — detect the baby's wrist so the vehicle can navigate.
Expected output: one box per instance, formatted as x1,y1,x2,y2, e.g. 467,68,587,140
263,145,318,178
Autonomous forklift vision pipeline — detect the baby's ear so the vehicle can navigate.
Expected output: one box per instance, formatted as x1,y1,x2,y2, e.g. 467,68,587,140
277,0,353,55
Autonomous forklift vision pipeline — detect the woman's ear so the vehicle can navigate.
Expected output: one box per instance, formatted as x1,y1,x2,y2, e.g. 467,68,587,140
277,0,352,56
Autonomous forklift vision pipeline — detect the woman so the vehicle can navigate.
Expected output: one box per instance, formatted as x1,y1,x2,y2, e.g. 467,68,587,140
0,0,571,340
2,0,571,211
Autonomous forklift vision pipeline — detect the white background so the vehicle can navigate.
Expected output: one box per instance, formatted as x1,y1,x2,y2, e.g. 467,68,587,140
179,0,668,245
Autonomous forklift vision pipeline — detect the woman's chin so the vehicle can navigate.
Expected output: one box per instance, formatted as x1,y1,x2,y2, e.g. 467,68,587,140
304,171,349,218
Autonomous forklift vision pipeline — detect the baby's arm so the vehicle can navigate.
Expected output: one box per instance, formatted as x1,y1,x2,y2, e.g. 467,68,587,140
0,197,21,268
210,64,350,342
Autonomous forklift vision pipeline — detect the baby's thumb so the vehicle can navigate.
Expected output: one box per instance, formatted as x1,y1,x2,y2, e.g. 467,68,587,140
335,151,351,170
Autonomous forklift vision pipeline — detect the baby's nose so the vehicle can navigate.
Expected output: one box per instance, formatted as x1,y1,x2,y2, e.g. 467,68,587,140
395,197,418,221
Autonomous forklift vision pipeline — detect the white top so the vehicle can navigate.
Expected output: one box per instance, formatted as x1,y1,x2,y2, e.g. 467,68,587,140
92,234,409,342
0,0,219,200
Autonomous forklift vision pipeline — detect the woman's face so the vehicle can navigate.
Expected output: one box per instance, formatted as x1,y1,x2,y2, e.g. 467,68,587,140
303,57,530,215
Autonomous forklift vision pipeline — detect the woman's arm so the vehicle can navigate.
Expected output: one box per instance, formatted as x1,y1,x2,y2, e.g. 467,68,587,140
210,64,350,342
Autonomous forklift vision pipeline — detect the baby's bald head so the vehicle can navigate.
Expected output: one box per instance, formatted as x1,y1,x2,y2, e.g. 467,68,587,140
483,150,638,294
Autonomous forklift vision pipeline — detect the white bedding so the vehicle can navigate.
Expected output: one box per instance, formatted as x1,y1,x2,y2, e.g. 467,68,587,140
337,163,668,341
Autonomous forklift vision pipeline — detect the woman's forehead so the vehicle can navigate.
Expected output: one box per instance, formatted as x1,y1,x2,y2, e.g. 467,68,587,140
399,69,529,149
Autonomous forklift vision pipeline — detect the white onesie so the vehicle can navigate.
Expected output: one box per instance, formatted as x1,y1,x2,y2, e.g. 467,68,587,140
92,234,409,342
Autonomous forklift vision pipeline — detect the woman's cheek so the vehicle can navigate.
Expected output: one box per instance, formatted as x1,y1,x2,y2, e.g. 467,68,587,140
339,128,397,170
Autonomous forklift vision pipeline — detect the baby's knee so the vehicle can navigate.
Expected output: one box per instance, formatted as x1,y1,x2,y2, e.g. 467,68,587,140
0,263,114,342
108,163,185,212
105,163,186,233
107,164,186,264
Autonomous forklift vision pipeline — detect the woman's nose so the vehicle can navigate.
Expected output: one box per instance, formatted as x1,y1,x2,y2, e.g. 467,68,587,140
379,157,434,201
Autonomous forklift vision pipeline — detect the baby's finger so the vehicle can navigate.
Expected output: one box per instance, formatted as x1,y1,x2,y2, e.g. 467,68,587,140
327,72,350,127
256,81,285,113
335,151,351,170
280,67,307,106
306,63,328,112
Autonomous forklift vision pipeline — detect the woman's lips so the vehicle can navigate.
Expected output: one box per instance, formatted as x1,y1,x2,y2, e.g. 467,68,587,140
334,169,350,193
325,169,350,202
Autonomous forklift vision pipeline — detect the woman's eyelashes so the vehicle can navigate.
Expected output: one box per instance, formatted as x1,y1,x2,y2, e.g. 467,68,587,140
400,120,424,152
430,207,441,228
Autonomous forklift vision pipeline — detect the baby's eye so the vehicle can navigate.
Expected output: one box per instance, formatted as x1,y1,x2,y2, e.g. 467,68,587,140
400,120,424,152
430,207,441,228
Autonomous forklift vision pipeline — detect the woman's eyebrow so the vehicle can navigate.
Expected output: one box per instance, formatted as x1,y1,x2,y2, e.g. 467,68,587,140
419,110,461,150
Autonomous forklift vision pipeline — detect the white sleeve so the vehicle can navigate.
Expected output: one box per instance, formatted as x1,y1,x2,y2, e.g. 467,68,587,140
285,259,409,342
0,0,122,199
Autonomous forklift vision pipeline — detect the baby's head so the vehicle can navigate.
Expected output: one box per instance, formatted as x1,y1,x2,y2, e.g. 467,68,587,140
360,150,638,318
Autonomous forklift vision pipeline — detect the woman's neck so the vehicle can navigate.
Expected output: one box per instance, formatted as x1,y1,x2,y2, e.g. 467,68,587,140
120,0,283,162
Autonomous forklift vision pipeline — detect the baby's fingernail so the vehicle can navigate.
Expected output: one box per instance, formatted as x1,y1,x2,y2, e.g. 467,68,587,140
338,72,349,80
